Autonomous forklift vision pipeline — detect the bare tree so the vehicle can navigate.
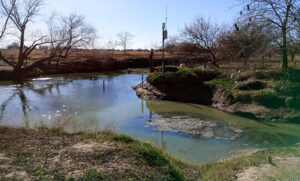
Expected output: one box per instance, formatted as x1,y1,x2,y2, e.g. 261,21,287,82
117,31,134,55
239,0,300,69
181,17,221,68
105,40,117,57
47,13,97,65
219,21,275,67
0,0,97,79
165,35,180,54
0,0,46,76
0,0,16,40
288,39,300,63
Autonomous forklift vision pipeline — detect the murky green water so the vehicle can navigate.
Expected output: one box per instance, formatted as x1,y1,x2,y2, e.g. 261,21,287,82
1,72,300,164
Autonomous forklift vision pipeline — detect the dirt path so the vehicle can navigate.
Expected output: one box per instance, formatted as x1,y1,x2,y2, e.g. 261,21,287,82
237,157,300,181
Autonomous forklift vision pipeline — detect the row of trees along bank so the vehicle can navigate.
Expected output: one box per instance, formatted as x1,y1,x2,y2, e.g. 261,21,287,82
165,0,300,70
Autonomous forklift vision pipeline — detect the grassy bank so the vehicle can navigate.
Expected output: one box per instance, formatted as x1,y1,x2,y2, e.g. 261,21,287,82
206,68,300,122
0,127,200,181
1,126,300,180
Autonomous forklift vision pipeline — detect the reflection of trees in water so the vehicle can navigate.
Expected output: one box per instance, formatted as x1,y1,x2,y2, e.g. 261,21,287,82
0,92,18,121
18,88,29,126
0,80,68,125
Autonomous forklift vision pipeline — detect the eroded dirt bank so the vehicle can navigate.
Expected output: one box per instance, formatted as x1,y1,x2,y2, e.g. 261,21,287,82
134,68,300,122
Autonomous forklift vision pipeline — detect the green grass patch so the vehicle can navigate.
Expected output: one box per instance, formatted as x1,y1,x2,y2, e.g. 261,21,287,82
205,77,235,90
14,149,34,166
235,80,267,90
267,147,300,157
254,70,289,81
175,69,198,79
79,168,104,181
147,67,220,84
252,90,285,109
130,142,185,181
110,134,135,143
232,89,286,108
79,132,186,180
79,132,134,143
199,146,300,181
131,142,169,167
200,154,266,181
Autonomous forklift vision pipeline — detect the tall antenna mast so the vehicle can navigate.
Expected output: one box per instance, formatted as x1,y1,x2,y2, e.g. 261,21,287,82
166,0,168,28
162,0,168,75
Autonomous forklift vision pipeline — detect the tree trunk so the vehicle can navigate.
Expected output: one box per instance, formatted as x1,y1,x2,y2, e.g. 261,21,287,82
14,27,26,79
209,52,219,68
15,28,25,71
282,29,288,69
12,68,25,81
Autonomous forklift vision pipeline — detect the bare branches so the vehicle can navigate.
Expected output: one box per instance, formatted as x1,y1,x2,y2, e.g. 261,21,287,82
47,13,97,64
10,0,42,30
117,31,134,54
238,0,300,68
219,21,275,65
0,0,97,79
0,0,16,39
0,52,15,67
181,17,221,67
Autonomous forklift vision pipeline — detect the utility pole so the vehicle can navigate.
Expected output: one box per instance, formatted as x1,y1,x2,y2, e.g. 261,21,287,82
161,0,168,75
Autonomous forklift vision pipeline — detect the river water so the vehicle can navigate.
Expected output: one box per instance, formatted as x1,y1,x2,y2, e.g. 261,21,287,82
1,72,300,164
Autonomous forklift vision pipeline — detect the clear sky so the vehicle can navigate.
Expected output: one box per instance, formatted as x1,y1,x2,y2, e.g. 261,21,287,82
20,0,242,49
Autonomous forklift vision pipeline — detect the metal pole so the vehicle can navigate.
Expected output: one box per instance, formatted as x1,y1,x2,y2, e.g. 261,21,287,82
162,23,165,75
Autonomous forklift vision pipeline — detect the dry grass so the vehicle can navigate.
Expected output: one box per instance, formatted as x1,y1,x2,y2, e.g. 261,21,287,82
0,126,201,181
1,48,299,73
0,49,172,62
